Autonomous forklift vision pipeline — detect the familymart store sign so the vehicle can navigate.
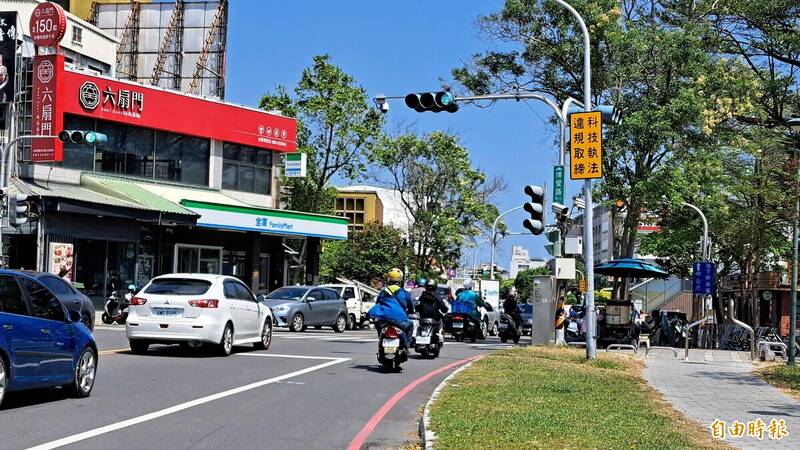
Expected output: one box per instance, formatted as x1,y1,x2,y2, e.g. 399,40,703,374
181,200,348,240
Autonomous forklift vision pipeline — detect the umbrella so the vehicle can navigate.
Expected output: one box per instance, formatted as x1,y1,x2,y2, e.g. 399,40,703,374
593,258,670,279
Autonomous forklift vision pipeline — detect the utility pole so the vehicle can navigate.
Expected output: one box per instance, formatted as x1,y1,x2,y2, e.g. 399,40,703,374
788,117,800,366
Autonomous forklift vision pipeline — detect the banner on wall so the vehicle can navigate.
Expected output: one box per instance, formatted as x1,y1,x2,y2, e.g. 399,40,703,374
49,242,74,282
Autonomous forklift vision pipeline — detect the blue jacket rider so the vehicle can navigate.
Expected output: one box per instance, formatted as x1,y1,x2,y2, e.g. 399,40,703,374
454,279,485,325
368,268,414,346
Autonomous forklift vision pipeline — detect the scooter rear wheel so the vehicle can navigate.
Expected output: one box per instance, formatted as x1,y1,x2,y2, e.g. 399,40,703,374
101,312,114,324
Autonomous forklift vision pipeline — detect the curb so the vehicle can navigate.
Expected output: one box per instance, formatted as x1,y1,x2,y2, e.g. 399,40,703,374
418,356,483,450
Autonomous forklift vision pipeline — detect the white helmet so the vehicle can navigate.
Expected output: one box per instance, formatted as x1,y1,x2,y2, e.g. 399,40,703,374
463,279,473,290
508,286,518,297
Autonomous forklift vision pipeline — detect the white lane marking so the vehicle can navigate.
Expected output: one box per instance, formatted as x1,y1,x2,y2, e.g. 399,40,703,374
93,326,126,332
236,353,342,361
27,356,350,450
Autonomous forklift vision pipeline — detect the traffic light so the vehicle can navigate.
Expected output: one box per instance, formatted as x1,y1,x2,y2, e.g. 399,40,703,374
523,185,545,235
404,91,459,113
8,193,29,226
567,104,622,125
58,130,108,146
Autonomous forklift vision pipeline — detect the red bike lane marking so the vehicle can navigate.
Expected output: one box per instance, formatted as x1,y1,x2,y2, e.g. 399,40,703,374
347,355,483,450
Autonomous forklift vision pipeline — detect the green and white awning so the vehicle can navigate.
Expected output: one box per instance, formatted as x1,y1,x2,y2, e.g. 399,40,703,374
181,200,349,240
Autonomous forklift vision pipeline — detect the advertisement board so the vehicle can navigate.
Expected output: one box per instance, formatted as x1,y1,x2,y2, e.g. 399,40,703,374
285,153,307,177
29,2,67,48
0,12,17,103
31,53,64,162
48,242,74,282
479,279,500,311
61,70,297,153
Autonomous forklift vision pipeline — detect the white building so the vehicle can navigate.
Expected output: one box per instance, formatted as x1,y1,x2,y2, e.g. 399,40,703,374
509,245,547,278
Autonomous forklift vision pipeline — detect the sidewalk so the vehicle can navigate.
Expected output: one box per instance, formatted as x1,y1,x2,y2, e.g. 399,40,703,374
644,349,800,449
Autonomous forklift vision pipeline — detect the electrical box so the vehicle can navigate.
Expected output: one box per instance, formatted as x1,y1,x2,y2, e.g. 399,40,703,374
552,258,576,280
565,237,583,255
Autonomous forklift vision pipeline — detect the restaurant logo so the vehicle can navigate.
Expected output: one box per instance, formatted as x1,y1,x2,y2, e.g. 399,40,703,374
36,59,54,84
79,81,99,110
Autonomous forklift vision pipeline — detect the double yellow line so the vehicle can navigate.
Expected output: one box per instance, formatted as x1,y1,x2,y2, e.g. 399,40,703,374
98,348,128,356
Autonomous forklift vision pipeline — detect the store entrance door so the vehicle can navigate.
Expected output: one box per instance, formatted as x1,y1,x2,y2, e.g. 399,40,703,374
74,239,137,311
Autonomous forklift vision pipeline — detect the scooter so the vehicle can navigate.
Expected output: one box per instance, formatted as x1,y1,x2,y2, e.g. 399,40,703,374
445,313,481,343
101,283,137,325
498,313,521,344
377,322,408,372
414,318,443,358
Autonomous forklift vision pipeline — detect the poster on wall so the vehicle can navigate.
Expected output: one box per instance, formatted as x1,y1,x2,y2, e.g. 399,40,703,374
49,242,74,282
0,12,17,103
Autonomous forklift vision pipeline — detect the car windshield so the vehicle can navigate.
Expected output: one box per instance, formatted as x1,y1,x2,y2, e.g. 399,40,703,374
265,287,309,300
144,279,212,295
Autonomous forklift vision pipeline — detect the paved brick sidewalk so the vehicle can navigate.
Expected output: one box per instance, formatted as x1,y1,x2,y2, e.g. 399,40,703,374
644,349,800,449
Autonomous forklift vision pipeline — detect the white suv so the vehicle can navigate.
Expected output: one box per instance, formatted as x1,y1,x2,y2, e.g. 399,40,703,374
126,274,273,356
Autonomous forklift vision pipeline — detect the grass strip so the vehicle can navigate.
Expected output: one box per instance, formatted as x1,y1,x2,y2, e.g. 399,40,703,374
428,347,725,450
757,363,800,398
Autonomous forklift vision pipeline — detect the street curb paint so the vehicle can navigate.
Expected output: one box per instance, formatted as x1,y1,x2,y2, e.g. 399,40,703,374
347,355,481,450
418,356,483,450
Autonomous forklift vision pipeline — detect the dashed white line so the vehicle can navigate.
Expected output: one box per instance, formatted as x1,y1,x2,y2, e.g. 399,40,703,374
27,355,350,450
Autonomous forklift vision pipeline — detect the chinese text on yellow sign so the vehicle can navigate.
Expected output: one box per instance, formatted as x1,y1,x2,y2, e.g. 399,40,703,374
569,111,602,180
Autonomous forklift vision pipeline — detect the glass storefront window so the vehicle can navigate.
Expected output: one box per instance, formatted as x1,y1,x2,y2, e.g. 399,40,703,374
222,142,272,195
155,131,210,186
96,121,155,178
60,115,210,187
175,245,222,274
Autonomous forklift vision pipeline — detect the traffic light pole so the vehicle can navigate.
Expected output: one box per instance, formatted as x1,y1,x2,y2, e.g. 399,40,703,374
550,0,596,359
0,135,54,265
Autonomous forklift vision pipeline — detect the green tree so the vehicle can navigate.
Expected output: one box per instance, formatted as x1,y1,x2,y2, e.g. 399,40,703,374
452,0,756,259
320,222,412,285
371,131,502,274
514,266,551,301
259,55,384,213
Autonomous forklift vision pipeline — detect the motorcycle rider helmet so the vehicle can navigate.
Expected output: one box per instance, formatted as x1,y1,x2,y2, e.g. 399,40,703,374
508,286,518,298
463,279,473,290
425,279,438,291
417,277,427,287
387,268,403,284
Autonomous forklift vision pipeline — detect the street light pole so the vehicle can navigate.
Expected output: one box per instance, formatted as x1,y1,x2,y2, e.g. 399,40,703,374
788,117,800,366
682,201,710,323
490,206,524,280
552,0,595,358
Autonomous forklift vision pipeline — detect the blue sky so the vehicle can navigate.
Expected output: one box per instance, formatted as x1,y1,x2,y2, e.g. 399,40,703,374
226,0,582,270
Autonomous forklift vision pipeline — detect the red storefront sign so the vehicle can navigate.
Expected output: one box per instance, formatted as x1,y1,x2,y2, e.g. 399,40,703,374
29,2,67,48
31,53,64,162
60,71,297,152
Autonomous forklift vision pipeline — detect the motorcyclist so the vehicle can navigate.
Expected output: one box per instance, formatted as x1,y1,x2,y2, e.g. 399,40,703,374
368,268,415,347
452,279,484,329
503,286,522,327
417,280,448,321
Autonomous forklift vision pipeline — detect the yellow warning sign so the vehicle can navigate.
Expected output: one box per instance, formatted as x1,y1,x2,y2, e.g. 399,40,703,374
569,111,603,180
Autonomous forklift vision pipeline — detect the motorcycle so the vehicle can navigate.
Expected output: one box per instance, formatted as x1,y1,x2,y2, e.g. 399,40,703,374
498,313,521,344
101,283,137,325
414,318,443,358
445,312,481,343
377,322,408,371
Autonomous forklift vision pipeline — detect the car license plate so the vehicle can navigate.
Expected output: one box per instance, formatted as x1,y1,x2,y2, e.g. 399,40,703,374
453,322,464,329
153,308,182,318
382,338,400,348
499,323,508,329
416,336,431,345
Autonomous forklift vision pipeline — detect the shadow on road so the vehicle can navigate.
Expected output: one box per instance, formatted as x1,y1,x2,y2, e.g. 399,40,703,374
0,387,71,411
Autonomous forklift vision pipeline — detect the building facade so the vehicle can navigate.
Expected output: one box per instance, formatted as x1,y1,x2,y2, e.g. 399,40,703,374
1,1,347,309
334,189,383,233
509,245,547,278
336,185,410,233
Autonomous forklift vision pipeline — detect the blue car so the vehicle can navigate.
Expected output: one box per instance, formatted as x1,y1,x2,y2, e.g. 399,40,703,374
0,270,98,407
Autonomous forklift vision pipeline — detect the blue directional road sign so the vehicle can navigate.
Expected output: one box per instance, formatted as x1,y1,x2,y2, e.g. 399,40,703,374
692,262,715,295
